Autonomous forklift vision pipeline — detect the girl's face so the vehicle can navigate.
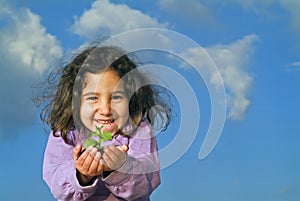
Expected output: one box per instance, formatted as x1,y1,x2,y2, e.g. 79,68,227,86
80,70,129,135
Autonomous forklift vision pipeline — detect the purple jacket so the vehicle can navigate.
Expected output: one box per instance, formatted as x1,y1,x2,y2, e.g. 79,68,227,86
43,120,160,201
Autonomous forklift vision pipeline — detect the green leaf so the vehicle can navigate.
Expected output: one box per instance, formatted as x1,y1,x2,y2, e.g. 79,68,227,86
83,126,112,150
83,138,98,149
96,145,103,150
102,131,113,141
94,127,102,136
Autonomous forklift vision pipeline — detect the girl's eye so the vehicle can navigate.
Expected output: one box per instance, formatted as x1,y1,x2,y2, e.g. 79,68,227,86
87,96,98,101
111,95,123,100
111,93,127,102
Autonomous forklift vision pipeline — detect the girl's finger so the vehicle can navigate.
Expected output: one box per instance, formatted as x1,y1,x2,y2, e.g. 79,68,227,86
88,152,102,173
73,145,82,160
76,146,92,167
102,149,118,170
82,147,98,171
109,146,127,162
104,146,120,162
100,159,112,172
116,145,128,152
89,152,103,175
95,152,104,173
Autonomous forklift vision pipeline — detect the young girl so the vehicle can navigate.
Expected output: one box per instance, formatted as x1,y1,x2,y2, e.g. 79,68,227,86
40,45,171,201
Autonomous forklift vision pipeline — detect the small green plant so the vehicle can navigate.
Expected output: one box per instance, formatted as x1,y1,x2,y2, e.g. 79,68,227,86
83,125,113,150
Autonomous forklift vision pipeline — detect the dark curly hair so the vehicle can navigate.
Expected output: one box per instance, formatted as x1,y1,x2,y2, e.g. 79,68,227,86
39,45,171,143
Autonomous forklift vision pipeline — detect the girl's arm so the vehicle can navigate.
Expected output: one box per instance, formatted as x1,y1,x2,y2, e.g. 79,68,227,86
102,121,161,200
42,132,98,201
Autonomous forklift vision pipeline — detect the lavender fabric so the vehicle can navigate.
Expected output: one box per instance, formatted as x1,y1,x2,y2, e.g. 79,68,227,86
43,120,160,201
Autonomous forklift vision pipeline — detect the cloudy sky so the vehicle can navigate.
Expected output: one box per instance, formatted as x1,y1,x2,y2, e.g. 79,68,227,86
0,0,299,200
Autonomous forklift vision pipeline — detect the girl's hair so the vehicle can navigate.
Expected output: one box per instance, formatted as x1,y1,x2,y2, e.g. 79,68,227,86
40,45,171,142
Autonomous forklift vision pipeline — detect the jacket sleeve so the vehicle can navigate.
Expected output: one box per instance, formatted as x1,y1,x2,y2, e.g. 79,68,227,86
103,122,161,201
42,132,98,201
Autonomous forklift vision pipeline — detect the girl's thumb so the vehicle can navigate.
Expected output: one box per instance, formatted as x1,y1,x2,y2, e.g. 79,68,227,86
73,145,82,160
122,145,129,152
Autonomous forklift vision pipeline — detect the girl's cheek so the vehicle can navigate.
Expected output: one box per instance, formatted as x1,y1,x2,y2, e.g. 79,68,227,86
80,104,94,118
113,101,129,113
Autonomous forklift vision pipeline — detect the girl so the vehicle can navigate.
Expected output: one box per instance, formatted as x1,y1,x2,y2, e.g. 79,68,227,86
40,45,171,201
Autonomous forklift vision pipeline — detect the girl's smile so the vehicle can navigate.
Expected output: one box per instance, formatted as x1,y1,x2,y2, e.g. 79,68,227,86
80,70,129,135
95,119,115,130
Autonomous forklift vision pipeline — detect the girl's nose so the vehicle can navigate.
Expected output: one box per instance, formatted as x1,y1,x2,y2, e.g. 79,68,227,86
97,100,111,115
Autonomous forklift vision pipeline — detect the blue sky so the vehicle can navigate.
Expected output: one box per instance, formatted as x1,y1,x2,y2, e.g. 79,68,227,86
0,0,300,200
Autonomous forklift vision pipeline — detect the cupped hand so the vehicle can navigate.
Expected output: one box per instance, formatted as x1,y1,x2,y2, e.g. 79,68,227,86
73,145,104,185
101,145,128,171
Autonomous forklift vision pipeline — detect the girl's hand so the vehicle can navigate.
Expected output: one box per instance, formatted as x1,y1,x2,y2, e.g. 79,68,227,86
101,145,128,171
73,145,103,185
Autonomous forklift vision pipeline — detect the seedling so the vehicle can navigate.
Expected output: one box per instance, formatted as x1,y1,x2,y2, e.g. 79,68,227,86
83,125,113,150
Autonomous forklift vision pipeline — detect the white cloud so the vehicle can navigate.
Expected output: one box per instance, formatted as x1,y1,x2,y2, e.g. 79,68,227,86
181,35,258,120
159,0,300,40
211,0,300,36
278,0,300,33
0,7,62,75
290,61,300,66
158,0,217,28
0,4,62,137
206,34,258,120
286,61,300,72
71,0,168,38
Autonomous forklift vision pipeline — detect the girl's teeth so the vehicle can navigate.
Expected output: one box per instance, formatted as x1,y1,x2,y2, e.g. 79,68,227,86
97,120,113,127
101,120,111,124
